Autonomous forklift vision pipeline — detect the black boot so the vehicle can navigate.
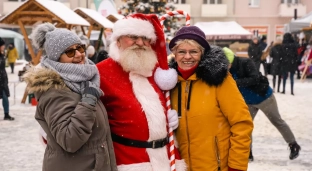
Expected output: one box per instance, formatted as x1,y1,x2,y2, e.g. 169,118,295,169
289,142,301,160
249,150,254,162
4,113,14,121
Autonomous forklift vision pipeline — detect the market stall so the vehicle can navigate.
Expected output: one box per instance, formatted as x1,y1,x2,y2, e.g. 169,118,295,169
0,0,90,65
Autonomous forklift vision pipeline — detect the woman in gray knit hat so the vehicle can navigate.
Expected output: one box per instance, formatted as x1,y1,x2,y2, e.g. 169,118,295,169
23,23,117,171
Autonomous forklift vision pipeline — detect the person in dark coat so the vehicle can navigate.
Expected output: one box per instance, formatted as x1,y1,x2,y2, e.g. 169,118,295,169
280,33,299,95
269,37,283,92
96,49,109,63
224,47,301,162
0,37,14,120
259,36,268,75
248,36,263,71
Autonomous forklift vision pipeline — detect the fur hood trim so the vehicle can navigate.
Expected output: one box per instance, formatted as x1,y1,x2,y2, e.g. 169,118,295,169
23,65,68,94
169,46,229,86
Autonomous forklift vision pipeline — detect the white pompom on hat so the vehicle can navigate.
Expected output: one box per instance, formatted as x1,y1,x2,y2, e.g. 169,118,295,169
86,45,95,55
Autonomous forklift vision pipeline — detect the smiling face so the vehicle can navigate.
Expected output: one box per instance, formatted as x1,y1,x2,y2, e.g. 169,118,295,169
173,43,202,70
59,44,86,64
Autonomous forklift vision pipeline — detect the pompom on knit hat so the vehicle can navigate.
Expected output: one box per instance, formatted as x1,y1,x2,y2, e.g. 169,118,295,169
31,23,81,61
169,26,210,52
222,47,235,64
110,13,178,91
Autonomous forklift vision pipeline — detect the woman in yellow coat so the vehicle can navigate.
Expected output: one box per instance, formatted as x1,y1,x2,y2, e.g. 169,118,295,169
169,26,253,171
7,43,18,74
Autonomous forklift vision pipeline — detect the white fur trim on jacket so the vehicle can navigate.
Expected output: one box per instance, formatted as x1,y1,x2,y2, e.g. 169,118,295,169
111,17,156,43
176,159,188,171
129,73,170,171
154,67,178,90
117,162,152,171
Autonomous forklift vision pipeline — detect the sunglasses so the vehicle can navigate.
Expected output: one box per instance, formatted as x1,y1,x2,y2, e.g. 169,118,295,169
63,44,86,58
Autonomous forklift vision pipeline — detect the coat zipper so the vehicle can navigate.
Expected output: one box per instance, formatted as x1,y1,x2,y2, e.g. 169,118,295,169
185,81,192,170
215,136,221,171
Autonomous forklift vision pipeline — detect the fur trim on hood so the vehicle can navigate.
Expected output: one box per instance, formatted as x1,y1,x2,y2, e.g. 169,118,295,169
23,65,68,95
169,46,229,86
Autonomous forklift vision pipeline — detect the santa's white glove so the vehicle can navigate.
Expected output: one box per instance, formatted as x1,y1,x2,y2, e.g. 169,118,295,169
168,109,179,130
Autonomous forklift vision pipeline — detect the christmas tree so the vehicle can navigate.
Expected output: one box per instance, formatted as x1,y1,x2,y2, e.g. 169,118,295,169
118,0,182,38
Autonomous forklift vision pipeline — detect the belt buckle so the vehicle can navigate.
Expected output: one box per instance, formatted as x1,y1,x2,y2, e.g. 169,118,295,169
152,140,156,149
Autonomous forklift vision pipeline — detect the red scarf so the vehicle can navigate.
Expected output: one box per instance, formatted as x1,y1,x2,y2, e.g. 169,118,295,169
178,64,198,80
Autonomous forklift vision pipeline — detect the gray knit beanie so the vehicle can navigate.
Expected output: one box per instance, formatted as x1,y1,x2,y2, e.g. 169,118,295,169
31,23,81,61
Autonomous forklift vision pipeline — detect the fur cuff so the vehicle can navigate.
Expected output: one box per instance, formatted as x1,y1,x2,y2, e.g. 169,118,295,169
176,159,187,171
154,67,178,90
117,162,152,171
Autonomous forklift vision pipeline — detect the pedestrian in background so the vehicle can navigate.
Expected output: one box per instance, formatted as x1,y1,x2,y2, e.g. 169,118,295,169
6,42,18,74
259,35,268,76
224,47,301,161
269,37,283,92
23,23,117,171
0,37,14,121
280,33,299,95
248,36,263,71
169,26,253,171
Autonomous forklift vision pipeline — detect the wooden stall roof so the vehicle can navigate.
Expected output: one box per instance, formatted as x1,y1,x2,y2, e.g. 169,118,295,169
74,8,114,30
0,0,90,27
107,13,125,23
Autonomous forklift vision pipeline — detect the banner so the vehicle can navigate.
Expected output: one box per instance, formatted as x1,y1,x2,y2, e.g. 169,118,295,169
275,25,284,39
98,0,117,17
93,0,103,11
243,26,269,37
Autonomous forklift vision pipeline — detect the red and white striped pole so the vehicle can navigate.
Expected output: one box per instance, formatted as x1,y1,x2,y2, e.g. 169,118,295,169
159,10,191,171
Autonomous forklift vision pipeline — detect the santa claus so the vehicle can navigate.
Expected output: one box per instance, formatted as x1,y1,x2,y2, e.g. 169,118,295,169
96,13,186,171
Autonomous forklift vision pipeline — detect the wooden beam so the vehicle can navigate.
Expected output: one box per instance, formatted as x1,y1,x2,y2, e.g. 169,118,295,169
33,49,42,66
18,20,36,64
67,24,72,30
81,26,86,35
86,25,93,39
18,11,49,15
19,17,53,22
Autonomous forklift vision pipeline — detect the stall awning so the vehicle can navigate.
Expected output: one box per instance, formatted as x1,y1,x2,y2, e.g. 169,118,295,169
74,8,114,30
0,0,90,27
194,21,253,40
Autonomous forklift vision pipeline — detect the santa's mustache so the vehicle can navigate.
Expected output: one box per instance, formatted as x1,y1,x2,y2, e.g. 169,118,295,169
125,45,151,51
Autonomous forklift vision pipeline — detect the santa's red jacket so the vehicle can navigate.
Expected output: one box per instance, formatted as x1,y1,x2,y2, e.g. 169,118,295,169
97,58,186,171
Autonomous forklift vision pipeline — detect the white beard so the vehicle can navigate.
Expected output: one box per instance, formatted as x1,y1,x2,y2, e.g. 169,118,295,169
119,45,157,77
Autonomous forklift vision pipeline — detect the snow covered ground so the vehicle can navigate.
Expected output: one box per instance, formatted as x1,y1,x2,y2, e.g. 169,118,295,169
0,62,311,171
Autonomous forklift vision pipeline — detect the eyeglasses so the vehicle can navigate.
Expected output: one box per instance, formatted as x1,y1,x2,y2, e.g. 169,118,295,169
126,35,151,43
176,50,201,57
63,44,86,58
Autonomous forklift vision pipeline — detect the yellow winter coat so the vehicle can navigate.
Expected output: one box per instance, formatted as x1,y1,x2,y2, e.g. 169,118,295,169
170,47,253,171
7,47,18,63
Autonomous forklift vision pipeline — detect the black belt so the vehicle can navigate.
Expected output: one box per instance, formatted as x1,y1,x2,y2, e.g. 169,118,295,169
111,133,169,149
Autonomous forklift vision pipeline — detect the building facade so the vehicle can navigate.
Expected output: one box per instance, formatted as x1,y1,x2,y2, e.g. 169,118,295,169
1,0,311,43
166,0,312,42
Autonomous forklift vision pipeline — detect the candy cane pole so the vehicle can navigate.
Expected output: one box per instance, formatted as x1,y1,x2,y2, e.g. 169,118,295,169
159,10,191,171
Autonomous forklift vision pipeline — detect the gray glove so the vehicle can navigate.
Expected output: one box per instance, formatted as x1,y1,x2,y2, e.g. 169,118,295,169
81,81,101,106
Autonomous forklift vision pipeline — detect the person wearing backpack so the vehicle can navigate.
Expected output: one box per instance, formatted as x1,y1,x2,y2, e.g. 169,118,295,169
223,47,301,162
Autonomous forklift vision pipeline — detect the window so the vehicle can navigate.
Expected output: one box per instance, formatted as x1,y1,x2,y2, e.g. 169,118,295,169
281,0,300,3
249,0,260,7
203,0,222,4
173,0,186,4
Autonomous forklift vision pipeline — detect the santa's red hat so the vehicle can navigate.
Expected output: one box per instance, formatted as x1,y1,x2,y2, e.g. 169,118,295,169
109,13,178,90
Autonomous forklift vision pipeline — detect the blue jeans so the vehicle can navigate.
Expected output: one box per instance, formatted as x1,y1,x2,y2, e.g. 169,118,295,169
2,90,9,114
282,72,295,93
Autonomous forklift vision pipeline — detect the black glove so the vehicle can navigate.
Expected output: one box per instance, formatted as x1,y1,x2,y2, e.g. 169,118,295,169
81,81,101,106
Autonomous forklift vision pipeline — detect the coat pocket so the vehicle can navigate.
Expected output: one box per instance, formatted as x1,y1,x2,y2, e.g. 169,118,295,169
94,142,111,171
